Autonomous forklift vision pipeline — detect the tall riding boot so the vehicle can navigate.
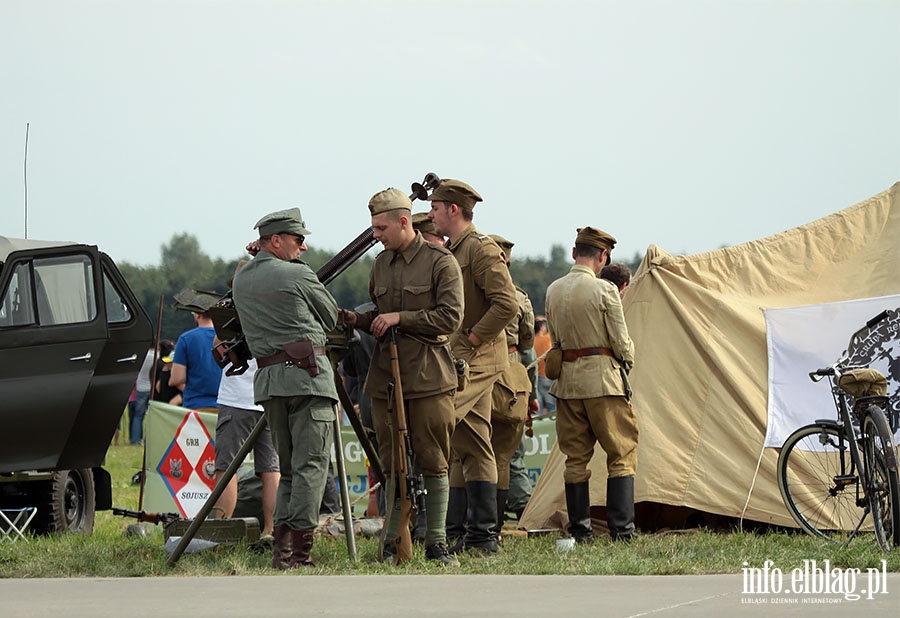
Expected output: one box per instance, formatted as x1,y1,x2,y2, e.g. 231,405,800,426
565,482,593,543
271,525,293,570
607,475,636,541
445,486,468,553
288,529,316,568
464,481,498,553
495,488,509,541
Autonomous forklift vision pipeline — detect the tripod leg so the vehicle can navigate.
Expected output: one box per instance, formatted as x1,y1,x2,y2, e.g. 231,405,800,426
332,408,357,561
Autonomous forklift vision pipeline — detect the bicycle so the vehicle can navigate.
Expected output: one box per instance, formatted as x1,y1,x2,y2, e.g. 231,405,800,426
777,310,900,550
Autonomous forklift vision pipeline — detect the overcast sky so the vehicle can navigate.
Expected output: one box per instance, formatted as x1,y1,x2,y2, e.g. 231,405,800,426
1,1,898,268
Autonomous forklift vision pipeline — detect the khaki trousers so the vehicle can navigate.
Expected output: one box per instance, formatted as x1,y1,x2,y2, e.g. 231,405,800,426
371,392,455,478
490,419,525,490
556,395,638,483
449,369,502,485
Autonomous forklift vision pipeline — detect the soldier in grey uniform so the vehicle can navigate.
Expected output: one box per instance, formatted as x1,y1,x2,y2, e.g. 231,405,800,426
232,208,339,569
427,180,518,553
487,234,538,536
545,226,638,543
341,189,464,566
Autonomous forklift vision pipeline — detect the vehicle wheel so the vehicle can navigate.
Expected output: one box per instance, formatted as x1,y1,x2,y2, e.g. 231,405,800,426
777,423,865,542
862,406,900,550
30,469,96,534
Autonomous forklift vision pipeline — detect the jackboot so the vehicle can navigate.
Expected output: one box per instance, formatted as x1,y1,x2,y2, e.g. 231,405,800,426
288,529,316,568
463,481,498,553
495,488,509,541
271,525,293,570
565,481,593,544
445,486,467,554
607,475,636,541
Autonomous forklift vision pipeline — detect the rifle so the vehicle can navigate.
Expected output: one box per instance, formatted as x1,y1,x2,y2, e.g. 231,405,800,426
112,507,181,526
384,327,426,563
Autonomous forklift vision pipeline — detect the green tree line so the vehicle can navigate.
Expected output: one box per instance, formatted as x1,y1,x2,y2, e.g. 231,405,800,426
118,233,643,342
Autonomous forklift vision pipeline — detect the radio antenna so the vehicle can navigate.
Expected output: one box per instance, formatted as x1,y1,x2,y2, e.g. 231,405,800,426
24,122,29,238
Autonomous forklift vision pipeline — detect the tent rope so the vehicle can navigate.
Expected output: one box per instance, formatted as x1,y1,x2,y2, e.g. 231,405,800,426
740,440,769,533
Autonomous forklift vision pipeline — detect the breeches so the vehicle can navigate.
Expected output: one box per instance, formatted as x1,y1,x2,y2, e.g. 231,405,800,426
263,395,335,530
371,392,455,479
490,419,525,490
449,369,501,485
556,396,638,483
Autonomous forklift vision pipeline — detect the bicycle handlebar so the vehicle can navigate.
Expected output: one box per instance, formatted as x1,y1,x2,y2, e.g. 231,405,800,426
866,310,888,329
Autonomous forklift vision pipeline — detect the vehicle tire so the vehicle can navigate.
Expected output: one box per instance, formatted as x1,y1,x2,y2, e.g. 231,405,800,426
30,468,96,534
861,405,900,550
777,423,865,542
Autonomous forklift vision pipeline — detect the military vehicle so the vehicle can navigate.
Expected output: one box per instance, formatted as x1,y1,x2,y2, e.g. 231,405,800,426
0,236,152,533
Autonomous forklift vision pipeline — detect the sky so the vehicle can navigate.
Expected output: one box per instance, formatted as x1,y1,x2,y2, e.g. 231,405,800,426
1,1,898,268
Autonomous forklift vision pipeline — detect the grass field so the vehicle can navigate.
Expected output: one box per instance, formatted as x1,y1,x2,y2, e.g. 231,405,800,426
1,443,898,577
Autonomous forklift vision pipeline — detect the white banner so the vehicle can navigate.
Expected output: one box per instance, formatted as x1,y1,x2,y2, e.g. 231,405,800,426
764,296,900,448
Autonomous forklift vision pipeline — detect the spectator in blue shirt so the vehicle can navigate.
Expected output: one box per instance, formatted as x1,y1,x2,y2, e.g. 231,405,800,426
169,311,222,411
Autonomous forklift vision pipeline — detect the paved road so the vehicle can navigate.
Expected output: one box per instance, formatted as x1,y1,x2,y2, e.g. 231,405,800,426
2,574,898,617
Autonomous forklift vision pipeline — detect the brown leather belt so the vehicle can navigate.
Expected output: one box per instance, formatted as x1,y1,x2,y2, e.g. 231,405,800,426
257,347,326,368
561,347,613,362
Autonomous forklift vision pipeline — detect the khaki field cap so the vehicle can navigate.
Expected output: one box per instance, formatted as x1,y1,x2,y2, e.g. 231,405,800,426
411,212,437,235
255,208,311,237
368,188,412,215
575,226,616,251
426,179,483,210
488,234,514,259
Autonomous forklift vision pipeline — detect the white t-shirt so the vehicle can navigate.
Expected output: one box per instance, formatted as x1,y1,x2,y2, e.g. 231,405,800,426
135,349,156,393
216,359,264,411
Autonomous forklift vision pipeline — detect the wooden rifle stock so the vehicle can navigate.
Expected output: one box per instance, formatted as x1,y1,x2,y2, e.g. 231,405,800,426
387,328,415,563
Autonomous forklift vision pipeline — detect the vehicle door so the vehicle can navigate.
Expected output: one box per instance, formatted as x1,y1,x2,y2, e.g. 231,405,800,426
59,254,153,470
0,247,107,473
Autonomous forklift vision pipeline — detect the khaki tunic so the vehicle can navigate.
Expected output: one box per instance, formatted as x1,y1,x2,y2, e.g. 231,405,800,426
446,225,518,483
446,224,518,374
355,231,463,480
491,285,536,489
545,263,638,482
546,265,633,399
356,232,463,400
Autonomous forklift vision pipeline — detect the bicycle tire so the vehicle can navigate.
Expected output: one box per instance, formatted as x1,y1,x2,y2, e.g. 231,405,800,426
861,405,900,550
777,423,866,542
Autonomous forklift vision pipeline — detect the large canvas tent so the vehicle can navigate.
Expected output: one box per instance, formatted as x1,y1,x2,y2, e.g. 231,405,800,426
520,182,900,532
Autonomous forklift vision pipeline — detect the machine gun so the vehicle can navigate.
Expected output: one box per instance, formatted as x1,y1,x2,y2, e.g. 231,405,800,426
383,327,426,563
112,507,181,526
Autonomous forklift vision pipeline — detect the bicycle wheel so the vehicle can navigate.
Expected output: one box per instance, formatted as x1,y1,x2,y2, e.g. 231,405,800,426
861,405,900,550
777,423,866,542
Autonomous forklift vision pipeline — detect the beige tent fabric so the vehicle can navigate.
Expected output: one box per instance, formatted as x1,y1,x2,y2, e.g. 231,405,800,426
520,182,900,531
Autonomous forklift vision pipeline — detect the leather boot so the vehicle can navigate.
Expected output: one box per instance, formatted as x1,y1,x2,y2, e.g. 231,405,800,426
607,476,636,541
495,488,509,541
271,525,293,570
464,481,498,553
445,486,467,553
288,529,316,568
565,482,593,543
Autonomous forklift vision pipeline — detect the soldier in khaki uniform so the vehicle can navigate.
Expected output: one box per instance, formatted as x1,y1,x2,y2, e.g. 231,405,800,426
341,189,464,566
545,226,638,542
427,180,518,553
487,235,538,536
232,208,339,569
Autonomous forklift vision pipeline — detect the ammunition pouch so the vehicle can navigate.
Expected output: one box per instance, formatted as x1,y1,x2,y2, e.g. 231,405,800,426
491,361,531,425
544,343,563,380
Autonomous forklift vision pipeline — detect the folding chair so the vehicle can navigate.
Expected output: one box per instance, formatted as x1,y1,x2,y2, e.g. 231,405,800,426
0,507,37,542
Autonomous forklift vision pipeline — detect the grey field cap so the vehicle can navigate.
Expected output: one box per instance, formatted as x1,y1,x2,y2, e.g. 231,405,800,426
254,207,311,237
